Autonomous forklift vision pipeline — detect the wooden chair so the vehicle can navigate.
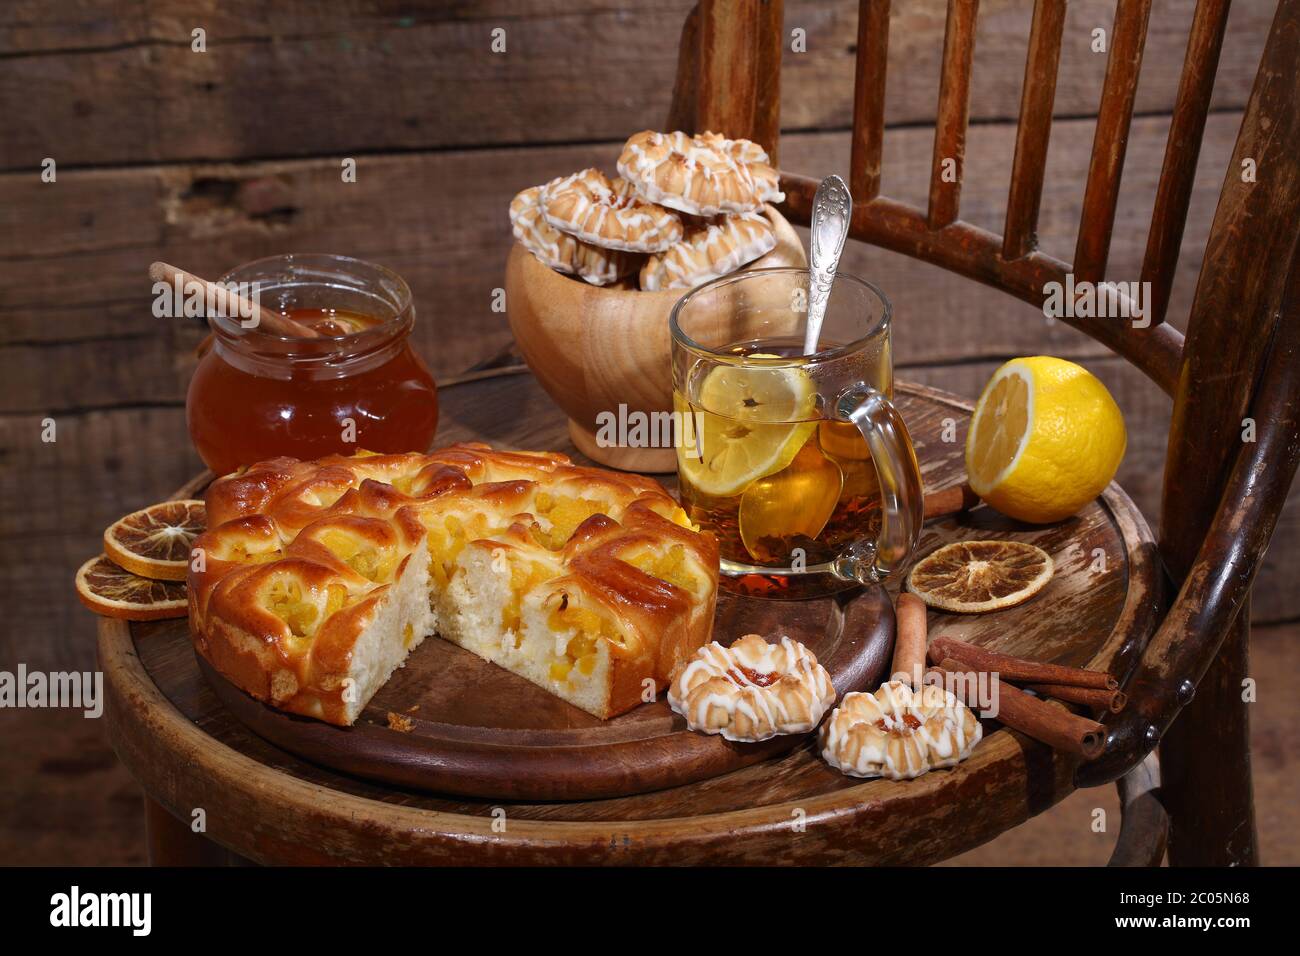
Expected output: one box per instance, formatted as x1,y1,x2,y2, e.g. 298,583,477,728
667,0,1300,865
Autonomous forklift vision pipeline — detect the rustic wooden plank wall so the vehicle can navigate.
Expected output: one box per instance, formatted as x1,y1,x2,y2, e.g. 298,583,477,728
1,0,1293,687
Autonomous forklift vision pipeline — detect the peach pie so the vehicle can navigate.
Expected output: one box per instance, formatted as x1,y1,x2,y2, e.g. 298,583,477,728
188,444,719,725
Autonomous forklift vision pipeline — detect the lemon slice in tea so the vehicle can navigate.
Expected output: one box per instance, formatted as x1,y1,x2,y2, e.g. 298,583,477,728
677,356,819,498
738,439,844,562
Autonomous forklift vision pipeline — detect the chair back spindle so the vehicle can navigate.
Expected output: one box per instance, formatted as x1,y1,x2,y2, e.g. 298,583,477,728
928,0,981,229
1002,0,1067,261
1072,0,1152,284
1138,0,1232,327
850,0,892,201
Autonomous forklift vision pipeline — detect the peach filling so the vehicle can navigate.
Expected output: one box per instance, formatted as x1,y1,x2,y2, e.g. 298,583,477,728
319,530,398,583
265,579,347,639
530,493,608,549
224,542,282,564
501,560,552,636
426,516,472,588
625,544,694,591
546,603,616,681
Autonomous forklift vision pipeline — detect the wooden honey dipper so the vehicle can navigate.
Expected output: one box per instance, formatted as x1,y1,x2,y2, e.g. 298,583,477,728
149,261,320,338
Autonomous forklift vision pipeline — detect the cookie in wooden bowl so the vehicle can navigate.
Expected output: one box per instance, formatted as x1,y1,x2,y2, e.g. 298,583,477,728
504,129,804,472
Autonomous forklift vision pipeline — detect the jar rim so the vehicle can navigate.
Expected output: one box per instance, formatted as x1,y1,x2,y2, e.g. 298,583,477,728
210,253,414,359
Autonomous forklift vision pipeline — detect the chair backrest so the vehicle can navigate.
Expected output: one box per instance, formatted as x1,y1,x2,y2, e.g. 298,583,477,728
669,0,1300,788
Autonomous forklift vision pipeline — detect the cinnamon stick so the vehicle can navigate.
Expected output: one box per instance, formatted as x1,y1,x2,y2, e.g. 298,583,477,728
1026,683,1127,714
934,660,1107,758
891,592,928,685
923,482,979,521
929,636,1118,691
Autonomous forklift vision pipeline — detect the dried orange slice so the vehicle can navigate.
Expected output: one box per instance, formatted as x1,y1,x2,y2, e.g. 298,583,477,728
75,555,188,620
906,540,1053,613
103,500,205,581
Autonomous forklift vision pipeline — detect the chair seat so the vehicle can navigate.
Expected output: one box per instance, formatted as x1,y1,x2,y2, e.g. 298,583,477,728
101,371,1161,865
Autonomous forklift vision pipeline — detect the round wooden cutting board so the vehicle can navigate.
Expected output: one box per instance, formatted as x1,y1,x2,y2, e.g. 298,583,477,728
199,584,895,800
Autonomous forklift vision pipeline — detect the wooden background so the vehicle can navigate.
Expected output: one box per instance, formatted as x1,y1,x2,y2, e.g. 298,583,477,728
0,0,1296,860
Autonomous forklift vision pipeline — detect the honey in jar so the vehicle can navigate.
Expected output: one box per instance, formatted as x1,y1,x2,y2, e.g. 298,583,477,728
186,254,438,476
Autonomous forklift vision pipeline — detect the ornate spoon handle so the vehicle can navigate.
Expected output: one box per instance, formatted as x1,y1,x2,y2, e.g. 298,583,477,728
803,175,853,355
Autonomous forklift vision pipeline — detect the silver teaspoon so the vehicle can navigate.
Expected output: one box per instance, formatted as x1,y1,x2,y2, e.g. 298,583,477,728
802,174,853,356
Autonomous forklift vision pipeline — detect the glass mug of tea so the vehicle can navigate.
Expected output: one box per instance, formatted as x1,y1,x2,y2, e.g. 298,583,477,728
670,267,923,597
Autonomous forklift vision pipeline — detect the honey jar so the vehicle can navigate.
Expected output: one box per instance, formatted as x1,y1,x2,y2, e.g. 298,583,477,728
186,254,438,476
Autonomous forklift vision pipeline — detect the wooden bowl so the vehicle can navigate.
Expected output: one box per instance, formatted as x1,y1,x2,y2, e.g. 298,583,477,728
506,206,807,472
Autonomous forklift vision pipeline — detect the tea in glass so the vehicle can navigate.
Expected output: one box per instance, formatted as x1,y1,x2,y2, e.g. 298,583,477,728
670,269,921,596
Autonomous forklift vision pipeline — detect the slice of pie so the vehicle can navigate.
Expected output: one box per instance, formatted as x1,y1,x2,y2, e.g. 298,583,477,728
187,444,719,725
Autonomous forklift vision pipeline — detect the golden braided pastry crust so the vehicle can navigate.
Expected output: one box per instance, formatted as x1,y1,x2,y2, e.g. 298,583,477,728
510,183,636,285
540,168,683,253
667,633,835,742
190,443,719,725
819,680,982,780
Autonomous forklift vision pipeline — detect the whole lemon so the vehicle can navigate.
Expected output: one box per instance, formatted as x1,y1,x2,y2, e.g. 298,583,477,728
965,356,1126,523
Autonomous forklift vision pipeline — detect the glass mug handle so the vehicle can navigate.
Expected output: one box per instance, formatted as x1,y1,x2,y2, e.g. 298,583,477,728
831,385,924,584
